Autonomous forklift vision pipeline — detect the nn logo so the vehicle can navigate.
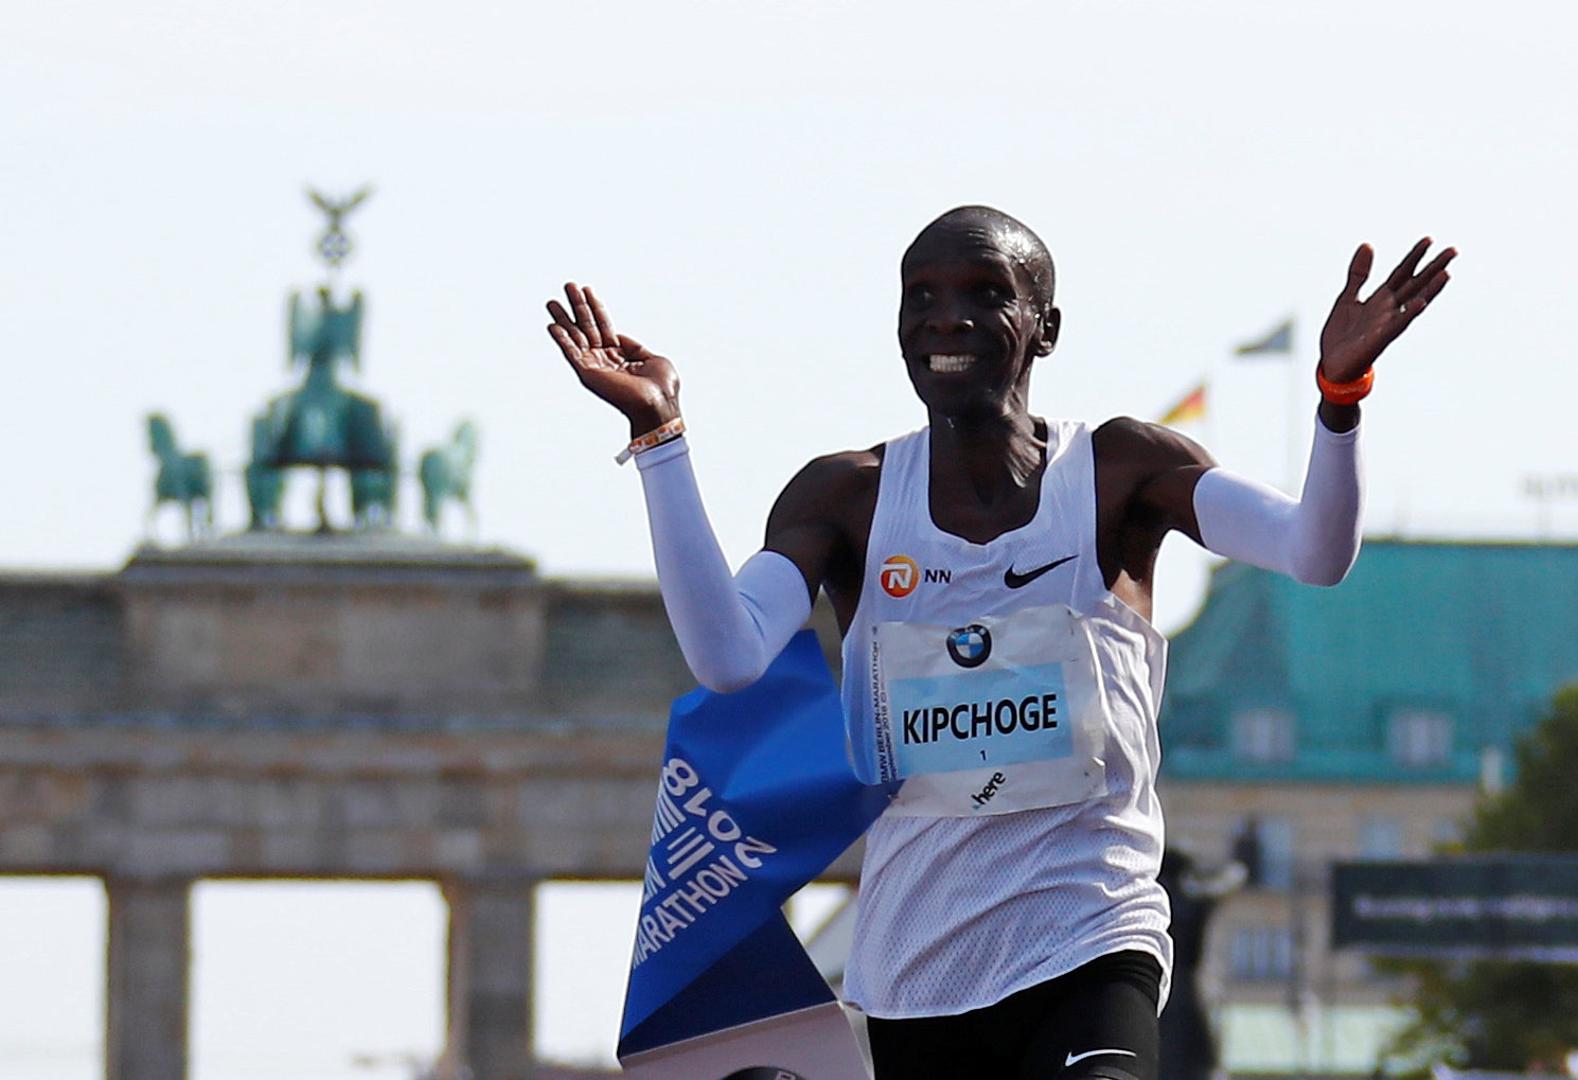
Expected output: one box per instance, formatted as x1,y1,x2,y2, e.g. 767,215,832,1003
880,555,919,598
880,555,950,598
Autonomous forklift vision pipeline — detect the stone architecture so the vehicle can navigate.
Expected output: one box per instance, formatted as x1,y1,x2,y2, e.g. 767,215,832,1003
0,534,847,1080
43,185,769,1079
9,531,1577,1077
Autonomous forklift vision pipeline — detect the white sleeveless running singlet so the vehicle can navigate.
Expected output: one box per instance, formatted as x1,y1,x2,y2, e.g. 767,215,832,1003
839,421,1174,1018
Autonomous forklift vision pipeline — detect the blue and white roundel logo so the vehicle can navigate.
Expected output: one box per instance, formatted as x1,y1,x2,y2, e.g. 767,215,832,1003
945,624,992,668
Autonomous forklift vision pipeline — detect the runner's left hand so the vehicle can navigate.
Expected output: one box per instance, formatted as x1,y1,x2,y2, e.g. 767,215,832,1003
1318,238,1456,383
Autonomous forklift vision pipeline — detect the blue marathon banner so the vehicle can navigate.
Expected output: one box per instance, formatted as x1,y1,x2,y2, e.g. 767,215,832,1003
618,630,894,1065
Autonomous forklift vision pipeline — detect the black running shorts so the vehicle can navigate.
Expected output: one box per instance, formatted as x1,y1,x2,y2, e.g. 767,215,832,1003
864,950,1162,1079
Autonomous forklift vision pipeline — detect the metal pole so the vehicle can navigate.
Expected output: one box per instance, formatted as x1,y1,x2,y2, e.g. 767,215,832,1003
1288,858,1312,1078
1286,355,1303,494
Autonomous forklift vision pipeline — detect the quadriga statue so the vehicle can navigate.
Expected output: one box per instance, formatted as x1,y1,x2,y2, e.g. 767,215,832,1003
246,284,398,532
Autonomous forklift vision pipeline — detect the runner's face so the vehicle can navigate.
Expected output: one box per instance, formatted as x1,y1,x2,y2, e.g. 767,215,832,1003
898,230,1050,420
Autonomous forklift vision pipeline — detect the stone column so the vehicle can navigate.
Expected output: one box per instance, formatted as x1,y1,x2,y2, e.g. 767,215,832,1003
444,876,537,1080
105,876,191,1080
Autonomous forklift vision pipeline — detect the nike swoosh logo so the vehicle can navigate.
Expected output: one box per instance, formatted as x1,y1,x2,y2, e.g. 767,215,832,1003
1003,554,1077,589
1065,1048,1138,1067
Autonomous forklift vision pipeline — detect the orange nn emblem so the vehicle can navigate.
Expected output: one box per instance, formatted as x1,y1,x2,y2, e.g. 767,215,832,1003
880,555,920,599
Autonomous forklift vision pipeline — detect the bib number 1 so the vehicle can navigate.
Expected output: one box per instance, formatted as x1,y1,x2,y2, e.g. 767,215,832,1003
862,604,1111,816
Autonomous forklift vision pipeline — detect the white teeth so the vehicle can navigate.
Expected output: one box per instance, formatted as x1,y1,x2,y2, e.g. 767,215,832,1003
928,353,977,373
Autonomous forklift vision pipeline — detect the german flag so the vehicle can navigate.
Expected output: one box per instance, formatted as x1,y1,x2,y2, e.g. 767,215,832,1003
1158,382,1207,427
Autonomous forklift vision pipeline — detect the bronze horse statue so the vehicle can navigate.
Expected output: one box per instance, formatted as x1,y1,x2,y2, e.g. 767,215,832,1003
419,420,478,535
146,413,214,540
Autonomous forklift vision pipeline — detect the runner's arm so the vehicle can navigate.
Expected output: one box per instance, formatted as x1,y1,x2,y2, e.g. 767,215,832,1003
1103,416,1363,587
543,282,817,693
1190,417,1363,586
1119,238,1455,587
637,438,812,693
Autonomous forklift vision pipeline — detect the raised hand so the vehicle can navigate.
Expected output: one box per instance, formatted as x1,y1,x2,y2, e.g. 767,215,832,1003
1319,238,1456,384
547,283,680,438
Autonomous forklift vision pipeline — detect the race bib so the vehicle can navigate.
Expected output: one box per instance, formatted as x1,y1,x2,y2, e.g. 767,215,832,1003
861,605,1110,817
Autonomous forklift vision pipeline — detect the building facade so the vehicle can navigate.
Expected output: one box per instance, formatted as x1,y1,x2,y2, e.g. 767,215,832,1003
0,535,849,1080
6,535,1576,1077
1160,539,1578,1071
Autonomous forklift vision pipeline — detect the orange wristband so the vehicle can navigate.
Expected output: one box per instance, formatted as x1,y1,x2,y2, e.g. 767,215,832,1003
1316,365,1374,406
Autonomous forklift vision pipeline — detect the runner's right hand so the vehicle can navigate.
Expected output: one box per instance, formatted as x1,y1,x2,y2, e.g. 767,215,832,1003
546,282,681,439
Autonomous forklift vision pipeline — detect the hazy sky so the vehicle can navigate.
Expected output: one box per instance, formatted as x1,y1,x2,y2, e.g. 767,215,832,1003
4,0,1578,1074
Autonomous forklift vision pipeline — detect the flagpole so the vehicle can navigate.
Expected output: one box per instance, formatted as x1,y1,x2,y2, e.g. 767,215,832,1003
1205,380,1216,455
1234,315,1300,492
1286,349,1302,493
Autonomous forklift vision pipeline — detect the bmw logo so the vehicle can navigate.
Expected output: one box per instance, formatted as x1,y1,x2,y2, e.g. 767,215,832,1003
946,624,992,668
722,1070,809,1080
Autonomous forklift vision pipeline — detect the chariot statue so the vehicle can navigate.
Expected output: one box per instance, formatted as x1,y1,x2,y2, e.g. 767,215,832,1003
245,187,399,532
145,185,481,542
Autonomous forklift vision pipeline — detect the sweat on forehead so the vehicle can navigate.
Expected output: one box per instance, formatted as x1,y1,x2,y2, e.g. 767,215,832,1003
906,205,1056,307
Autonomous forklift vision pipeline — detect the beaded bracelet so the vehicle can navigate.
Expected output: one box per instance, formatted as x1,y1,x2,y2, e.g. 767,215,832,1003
616,417,686,465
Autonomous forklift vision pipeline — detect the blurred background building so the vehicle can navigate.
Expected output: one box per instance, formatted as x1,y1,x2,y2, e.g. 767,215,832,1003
8,201,1578,1070
4,158,1576,1080
1162,540,1578,1073
0,542,709,1080
0,188,732,1080
8,1,1578,1075
8,531,1574,1077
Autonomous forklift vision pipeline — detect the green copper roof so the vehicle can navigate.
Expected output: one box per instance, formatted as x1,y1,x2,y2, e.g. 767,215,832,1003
1161,539,1578,784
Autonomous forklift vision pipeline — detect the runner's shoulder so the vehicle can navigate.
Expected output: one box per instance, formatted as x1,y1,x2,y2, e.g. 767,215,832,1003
1091,415,1214,474
769,445,884,530
793,445,884,492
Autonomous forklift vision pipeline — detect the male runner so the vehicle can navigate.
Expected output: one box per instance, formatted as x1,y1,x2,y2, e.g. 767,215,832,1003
546,207,1453,1079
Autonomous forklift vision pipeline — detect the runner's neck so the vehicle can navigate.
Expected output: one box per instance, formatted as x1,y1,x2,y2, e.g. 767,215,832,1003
928,406,1047,508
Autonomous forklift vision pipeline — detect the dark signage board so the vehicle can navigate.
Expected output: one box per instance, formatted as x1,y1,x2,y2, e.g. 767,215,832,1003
1331,857,1578,962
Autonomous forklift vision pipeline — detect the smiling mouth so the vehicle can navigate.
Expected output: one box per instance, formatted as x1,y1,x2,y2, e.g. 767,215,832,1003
927,353,978,373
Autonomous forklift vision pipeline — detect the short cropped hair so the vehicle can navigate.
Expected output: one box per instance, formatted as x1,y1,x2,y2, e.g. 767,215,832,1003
913,206,1056,314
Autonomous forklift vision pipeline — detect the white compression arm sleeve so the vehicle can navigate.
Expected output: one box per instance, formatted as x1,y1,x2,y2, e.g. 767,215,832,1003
635,436,813,693
1192,416,1363,587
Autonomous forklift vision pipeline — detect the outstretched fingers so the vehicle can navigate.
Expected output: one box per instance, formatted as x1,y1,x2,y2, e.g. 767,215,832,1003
547,292,619,379
1379,236,1432,295
566,282,603,349
1403,267,1452,318
547,298,588,349
1340,244,1374,301
547,322,584,365
544,282,646,385
1322,237,1456,372
1385,246,1456,330
1397,247,1457,303
583,286,620,355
